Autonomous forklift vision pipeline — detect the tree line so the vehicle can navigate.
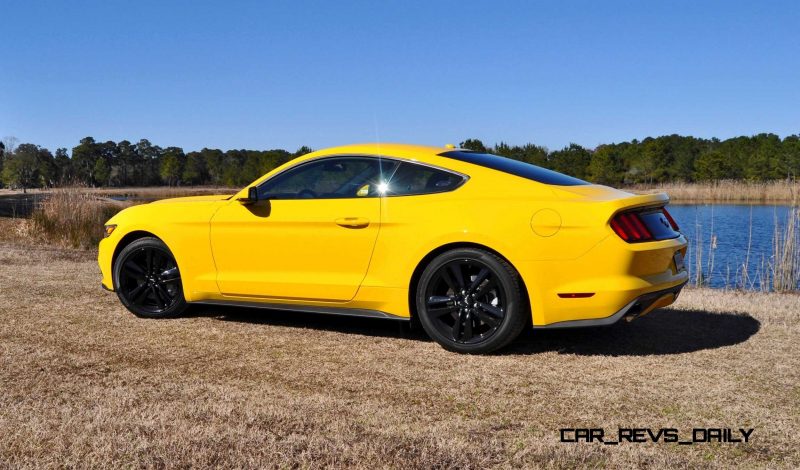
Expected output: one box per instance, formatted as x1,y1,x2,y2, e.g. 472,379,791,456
1,133,798,190
0,137,309,190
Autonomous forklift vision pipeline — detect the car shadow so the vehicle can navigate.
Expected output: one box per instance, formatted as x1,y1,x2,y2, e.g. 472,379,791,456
189,305,760,357
507,309,761,356
189,303,422,339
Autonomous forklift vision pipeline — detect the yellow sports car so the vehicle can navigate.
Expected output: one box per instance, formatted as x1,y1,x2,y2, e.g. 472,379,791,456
99,143,688,353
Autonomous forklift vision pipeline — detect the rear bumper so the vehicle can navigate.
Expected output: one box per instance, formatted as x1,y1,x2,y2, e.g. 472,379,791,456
534,281,686,329
519,232,689,327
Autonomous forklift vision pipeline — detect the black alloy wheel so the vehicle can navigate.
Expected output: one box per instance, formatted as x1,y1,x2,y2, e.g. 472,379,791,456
113,237,188,318
416,248,527,353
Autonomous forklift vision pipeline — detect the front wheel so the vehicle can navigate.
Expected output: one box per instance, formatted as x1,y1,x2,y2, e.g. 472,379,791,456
113,237,188,318
415,248,527,353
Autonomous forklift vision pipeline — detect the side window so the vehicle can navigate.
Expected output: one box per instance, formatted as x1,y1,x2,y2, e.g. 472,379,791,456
383,162,465,196
258,157,397,199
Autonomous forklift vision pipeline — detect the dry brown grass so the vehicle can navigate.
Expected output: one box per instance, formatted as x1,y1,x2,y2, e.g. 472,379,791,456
1,187,234,249
87,186,234,200
26,189,130,249
0,234,798,468
772,208,800,292
625,180,800,204
0,186,233,199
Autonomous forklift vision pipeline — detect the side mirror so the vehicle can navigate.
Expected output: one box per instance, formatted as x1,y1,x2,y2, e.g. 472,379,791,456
237,187,259,205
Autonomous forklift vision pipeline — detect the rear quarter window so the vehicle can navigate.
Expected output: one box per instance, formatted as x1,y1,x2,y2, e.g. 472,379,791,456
438,150,589,186
384,162,466,196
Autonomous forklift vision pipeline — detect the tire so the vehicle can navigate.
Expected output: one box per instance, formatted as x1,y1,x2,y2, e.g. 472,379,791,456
415,248,527,353
113,237,188,319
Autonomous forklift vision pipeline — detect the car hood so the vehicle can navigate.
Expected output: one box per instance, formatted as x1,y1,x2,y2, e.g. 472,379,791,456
105,194,234,226
149,194,234,204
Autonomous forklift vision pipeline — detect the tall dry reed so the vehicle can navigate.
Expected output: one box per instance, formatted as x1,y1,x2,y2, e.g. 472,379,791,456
627,180,799,204
29,189,128,249
771,208,800,292
88,186,234,200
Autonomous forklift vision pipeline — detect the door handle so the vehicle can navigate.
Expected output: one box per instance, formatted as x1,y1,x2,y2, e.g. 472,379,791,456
335,217,370,228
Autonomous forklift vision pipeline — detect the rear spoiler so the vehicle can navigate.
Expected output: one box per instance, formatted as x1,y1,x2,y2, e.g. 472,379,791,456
607,192,670,212
549,185,672,226
551,184,670,210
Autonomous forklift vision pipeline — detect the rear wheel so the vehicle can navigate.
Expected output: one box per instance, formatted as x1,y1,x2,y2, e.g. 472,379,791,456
113,237,188,318
416,248,527,353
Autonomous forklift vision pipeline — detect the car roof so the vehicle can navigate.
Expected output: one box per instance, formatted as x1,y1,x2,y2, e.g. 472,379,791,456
292,143,591,190
301,143,451,166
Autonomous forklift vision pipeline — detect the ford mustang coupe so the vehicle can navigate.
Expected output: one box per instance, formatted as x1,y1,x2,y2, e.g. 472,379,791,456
99,143,688,353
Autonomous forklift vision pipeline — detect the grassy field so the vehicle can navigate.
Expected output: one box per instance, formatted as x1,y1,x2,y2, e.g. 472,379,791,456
0,222,798,468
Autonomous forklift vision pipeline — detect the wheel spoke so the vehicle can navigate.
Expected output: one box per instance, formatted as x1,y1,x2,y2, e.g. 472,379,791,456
155,252,169,273
160,266,180,282
146,286,159,307
145,249,153,272
477,302,504,318
452,312,463,340
463,314,473,340
467,268,489,293
448,263,466,289
439,268,459,292
474,308,500,327
128,283,148,303
428,306,458,317
427,295,454,305
151,251,162,272
152,285,169,308
473,280,497,299
155,282,172,300
123,260,145,277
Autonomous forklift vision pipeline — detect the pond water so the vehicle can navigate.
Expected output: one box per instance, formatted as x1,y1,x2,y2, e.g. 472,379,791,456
668,204,798,290
0,193,42,217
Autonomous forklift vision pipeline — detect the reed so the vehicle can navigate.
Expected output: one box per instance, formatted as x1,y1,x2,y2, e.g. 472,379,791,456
740,206,754,289
692,214,704,287
626,179,799,204
687,205,800,292
771,207,800,292
88,186,233,200
28,188,129,249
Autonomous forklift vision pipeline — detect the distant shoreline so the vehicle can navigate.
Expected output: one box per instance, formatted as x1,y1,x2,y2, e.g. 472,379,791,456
1,180,798,208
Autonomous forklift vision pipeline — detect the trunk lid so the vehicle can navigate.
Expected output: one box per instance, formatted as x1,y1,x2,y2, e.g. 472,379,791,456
551,184,680,241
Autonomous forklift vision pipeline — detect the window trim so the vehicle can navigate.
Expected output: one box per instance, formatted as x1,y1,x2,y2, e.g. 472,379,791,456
255,154,469,200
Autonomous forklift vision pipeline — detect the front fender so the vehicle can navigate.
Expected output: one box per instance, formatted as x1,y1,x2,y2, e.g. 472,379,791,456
98,201,225,301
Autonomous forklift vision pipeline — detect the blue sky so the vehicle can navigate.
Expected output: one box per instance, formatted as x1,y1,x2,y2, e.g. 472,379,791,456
1,1,798,153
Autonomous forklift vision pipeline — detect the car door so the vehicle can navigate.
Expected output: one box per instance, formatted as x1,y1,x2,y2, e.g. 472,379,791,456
210,156,395,302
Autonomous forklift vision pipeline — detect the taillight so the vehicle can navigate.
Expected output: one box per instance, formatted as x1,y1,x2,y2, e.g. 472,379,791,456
610,211,653,242
612,206,681,243
662,208,680,231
